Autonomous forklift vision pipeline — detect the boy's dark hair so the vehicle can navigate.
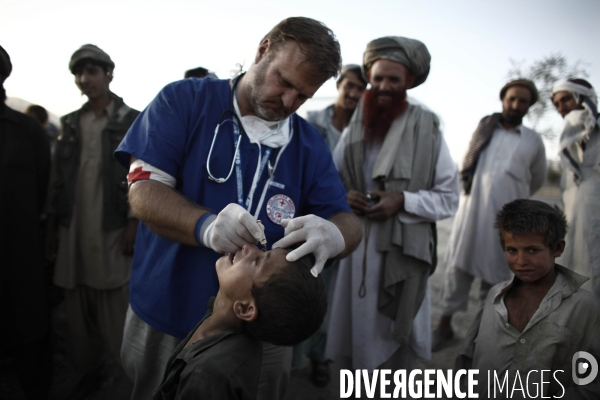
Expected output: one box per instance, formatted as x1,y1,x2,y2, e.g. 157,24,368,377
261,17,341,82
184,66,209,79
495,199,567,251
72,58,112,75
25,105,49,125
243,252,327,346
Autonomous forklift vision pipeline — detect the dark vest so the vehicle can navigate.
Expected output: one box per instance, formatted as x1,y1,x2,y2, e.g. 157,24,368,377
52,93,139,229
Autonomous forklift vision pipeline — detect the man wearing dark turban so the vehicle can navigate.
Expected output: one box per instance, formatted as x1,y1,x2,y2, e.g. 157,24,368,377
0,45,52,400
326,36,460,390
46,44,140,396
434,80,546,351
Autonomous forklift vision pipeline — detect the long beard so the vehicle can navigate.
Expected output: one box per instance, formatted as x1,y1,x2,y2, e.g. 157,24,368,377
362,87,408,143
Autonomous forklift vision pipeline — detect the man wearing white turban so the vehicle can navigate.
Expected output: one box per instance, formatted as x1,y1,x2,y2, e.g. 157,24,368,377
552,78,600,299
326,36,460,396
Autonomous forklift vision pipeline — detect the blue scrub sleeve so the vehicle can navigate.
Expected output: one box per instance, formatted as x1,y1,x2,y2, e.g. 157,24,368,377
115,81,193,178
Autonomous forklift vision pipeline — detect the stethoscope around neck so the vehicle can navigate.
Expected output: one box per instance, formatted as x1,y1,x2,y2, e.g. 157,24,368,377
206,72,290,217
206,73,244,184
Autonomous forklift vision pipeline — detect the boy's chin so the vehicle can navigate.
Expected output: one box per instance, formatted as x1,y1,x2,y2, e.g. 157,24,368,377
215,255,231,270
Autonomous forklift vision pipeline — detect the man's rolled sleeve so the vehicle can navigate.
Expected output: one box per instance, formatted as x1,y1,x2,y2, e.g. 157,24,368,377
399,132,460,223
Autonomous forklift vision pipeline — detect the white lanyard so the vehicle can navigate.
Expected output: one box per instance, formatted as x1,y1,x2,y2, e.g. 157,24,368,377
235,143,272,212
207,73,289,215
251,123,293,219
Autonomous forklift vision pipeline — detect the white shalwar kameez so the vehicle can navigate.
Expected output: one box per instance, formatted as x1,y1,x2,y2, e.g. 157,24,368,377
557,118,600,299
443,124,546,286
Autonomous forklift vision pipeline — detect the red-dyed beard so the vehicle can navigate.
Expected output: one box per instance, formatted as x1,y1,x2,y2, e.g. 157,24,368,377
362,87,408,144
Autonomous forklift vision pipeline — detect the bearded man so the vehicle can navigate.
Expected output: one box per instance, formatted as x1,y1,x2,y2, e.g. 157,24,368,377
326,37,460,390
433,80,547,351
116,17,361,400
552,78,600,300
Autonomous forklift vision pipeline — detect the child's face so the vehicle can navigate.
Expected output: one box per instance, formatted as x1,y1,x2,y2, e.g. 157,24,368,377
216,245,289,300
502,232,564,284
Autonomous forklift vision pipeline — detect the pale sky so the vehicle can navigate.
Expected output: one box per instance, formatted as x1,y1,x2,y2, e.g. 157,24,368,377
3,0,599,162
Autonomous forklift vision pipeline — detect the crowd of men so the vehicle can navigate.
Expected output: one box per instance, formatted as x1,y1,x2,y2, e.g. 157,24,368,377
1,15,599,400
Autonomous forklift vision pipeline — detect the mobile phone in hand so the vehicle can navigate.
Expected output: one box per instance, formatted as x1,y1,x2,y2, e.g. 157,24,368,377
366,193,380,208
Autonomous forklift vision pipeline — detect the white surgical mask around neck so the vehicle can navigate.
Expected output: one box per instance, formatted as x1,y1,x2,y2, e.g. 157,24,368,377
233,91,291,148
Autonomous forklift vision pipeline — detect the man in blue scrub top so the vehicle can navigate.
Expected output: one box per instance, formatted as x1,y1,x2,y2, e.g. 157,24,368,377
115,17,362,400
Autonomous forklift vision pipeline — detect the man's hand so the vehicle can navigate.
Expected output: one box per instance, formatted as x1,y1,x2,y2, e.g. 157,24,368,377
208,204,263,253
120,219,139,256
272,215,345,277
365,190,404,221
347,190,369,215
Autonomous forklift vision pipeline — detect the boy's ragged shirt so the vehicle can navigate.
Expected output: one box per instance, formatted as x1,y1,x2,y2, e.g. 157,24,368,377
153,298,263,400
456,264,600,399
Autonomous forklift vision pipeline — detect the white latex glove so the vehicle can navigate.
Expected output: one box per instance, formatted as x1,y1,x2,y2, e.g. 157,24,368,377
272,214,345,277
207,204,263,253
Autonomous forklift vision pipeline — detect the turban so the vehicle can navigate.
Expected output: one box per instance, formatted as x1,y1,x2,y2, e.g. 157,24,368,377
69,44,114,74
0,45,12,81
552,79,597,107
554,79,598,182
362,36,431,89
337,64,367,87
500,79,539,105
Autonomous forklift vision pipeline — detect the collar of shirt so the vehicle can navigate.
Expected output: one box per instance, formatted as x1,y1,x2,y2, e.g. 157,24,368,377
491,264,588,332
496,120,522,134
325,105,342,136
174,297,243,364
81,100,115,118
177,328,241,364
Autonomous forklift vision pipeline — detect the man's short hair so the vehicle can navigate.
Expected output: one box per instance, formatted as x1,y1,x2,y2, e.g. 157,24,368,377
185,66,209,79
243,252,327,346
184,66,218,79
261,17,341,82
0,45,12,82
25,105,49,125
495,199,567,251
71,58,113,75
